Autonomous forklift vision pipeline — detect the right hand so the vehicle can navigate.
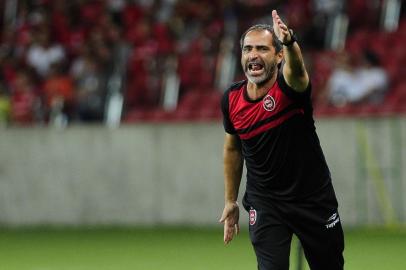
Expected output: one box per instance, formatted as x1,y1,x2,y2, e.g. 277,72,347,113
219,201,240,244
272,10,291,45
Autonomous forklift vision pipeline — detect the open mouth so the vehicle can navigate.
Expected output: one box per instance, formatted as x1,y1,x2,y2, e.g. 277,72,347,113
248,62,264,76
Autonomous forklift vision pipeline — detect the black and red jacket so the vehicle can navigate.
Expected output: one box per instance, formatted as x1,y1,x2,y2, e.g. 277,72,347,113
221,72,333,202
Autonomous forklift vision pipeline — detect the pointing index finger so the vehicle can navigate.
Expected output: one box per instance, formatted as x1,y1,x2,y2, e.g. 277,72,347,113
272,9,278,19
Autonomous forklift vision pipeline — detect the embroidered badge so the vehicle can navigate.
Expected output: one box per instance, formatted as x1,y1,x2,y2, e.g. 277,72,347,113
249,209,257,225
263,95,276,111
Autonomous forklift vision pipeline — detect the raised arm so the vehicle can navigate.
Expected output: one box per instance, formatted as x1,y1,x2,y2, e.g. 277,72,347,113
272,10,309,92
219,133,243,244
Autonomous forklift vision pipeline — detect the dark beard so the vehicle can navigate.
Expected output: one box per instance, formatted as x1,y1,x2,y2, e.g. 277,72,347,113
245,60,278,86
258,61,278,86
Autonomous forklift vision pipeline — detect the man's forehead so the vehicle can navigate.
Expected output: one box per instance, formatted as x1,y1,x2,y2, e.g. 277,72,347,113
243,30,273,46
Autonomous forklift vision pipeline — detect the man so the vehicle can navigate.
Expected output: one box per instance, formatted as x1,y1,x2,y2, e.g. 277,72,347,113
219,10,344,270
327,50,388,106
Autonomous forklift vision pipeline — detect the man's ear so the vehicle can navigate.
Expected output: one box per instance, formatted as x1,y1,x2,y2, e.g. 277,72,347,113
276,50,283,64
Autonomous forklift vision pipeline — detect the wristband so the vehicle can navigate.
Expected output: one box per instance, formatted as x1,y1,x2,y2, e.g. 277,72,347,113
280,29,297,47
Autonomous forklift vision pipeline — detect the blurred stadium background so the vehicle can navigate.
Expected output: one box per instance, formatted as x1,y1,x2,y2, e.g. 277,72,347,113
0,0,405,269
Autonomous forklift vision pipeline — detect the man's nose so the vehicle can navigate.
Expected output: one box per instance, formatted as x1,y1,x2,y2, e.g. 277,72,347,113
248,51,259,61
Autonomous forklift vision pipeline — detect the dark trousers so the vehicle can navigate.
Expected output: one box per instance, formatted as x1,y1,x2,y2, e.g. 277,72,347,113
243,193,345,270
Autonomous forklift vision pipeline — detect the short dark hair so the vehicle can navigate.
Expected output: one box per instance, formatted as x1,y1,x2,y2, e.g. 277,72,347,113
240,24,282,52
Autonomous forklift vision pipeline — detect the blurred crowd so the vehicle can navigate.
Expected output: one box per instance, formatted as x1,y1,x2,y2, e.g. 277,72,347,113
0,0,404,126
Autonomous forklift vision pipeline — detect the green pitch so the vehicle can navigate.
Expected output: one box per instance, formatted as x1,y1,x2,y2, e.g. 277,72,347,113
0,227,405,269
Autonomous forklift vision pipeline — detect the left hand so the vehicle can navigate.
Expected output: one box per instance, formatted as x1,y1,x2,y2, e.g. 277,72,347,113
219,201,240,245
272,10,291,44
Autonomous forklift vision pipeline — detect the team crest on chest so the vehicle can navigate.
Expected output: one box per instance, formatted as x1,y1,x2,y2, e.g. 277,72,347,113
263,94,276,111
249,209,257,225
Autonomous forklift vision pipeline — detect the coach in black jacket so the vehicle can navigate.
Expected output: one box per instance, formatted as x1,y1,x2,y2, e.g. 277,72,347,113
219,10,344,270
